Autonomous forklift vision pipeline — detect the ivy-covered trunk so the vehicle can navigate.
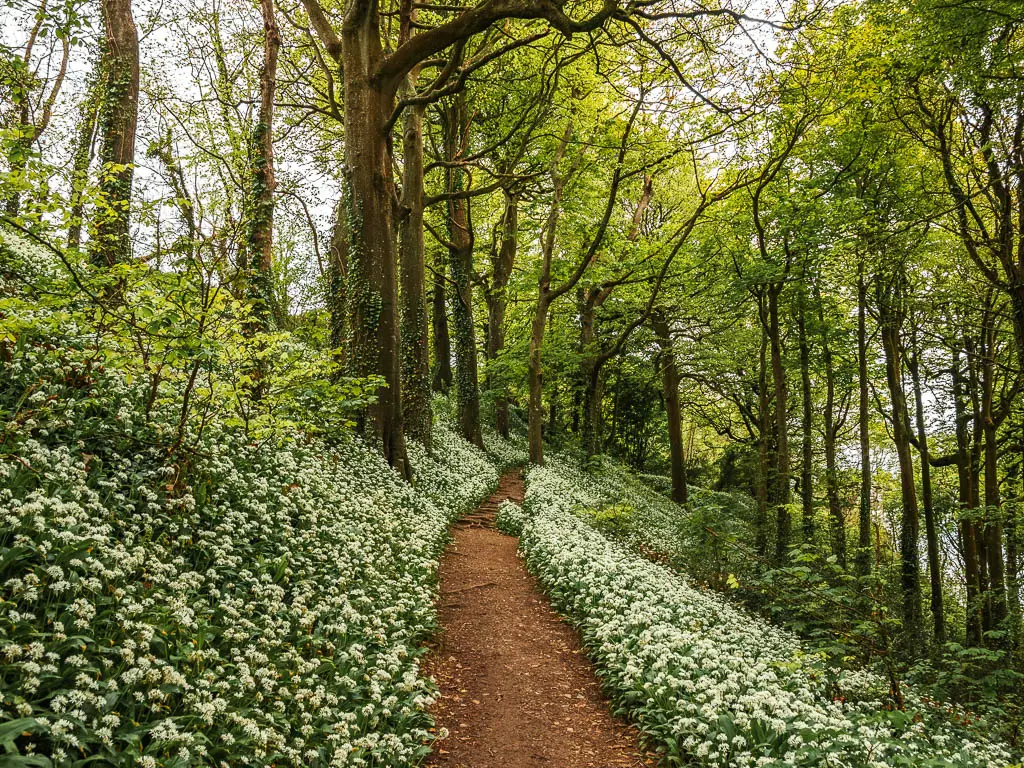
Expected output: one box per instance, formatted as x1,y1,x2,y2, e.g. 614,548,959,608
445,98,482,448
91,0,139,268
486,191,517,438
242,0,281,333
341,1,408,475
399,90,431,446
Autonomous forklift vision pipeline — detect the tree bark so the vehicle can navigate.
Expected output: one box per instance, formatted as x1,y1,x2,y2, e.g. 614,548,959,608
654,310,687,504
340,0,408,475
954,346,984,646
91,0,139,268
242,0,281,332
327,196,348,369
431,256,454,392
767,283,791,562
398,47,431,446
980,315,1008,627
813,280,845,568
67,73,101,249
876,273,923,655
756,310,771,560
528,122,572,465
485,191,517,437
445,97,482,448
909,325,945,644
796,289,814,541
856,264,872,576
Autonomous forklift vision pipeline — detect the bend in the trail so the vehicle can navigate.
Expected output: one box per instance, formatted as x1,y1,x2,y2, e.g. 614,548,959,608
424,470,656,768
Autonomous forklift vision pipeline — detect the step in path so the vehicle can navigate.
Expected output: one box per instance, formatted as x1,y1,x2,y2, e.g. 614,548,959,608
423,469,656,768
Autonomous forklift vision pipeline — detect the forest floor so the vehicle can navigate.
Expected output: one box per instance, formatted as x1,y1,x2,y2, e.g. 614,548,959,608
423,470,657,768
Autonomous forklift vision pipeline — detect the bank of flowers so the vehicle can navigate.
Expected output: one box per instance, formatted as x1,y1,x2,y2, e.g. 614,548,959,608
517,461,1016,768
0,228,504,766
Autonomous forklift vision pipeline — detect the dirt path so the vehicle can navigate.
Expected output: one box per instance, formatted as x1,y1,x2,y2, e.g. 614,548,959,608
423,470,656,768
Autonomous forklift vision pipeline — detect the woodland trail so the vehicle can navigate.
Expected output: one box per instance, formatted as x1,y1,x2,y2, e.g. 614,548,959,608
423,470,656,768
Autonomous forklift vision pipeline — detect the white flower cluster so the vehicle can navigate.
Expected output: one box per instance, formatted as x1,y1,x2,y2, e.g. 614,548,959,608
1,399,501,766
494,500,528,536
517,460,1017,768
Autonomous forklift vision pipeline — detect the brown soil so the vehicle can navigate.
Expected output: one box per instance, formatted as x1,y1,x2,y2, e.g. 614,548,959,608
422,469,657,768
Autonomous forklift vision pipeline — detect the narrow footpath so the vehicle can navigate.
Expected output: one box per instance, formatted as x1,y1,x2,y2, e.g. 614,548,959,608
423,470,656,768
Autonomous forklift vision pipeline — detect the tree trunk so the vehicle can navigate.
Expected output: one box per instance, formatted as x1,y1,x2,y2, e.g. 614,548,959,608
445,97,482,448
431,255,454,392
398,73,431,446
954,347,984,646
653,310,688,504
243,0,281,332
876,276,923,656
528,122,572,465
68,73,101,249
856,265,872,576
580,288,602,458
814,280,845,568
797,291,814,541
341,2,408,475
528,291,549,464
981,319,1007,627
756,314,771,559
91,0,139,268
327,196,348,370
767,283,791,562
909,326,945,644
967,334,992,628
486,191,517,437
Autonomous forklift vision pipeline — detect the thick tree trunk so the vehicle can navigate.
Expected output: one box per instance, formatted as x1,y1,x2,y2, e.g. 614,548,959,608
528,293,548,464
954,348,984,646
528,122,572,465
91,0,139,268
341,4,408,475
980,323,1007,627
653,311,688,504
767,284,791,562
398,75,431,446
966,334,992,629
243,0,281,332
909,327,945,643
431,258,454,392
797,293,814,541
856,266,872,576
814,281,845,568
327,197,348,368
486,191,517,437
756,317,771,559
876,278,923,655
580,288,602,458
445,98,482,448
